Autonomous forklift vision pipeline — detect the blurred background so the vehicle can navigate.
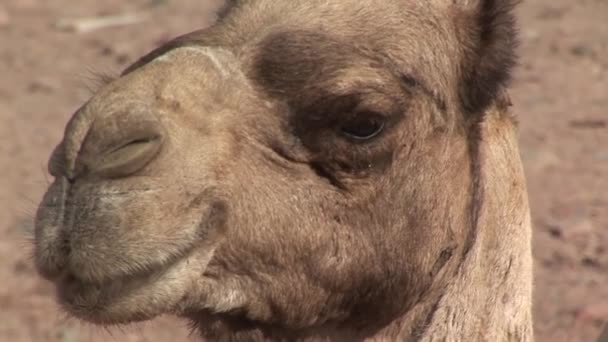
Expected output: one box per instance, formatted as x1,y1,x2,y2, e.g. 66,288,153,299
0,0,606,341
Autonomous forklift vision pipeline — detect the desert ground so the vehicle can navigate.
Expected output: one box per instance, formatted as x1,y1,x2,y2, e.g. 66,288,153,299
0,0,606,341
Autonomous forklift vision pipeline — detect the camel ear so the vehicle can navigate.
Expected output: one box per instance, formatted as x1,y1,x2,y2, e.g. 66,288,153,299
217,0,239,20
451,0,519,115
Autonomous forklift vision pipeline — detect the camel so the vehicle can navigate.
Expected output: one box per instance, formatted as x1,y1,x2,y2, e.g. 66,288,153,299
34,0,533,340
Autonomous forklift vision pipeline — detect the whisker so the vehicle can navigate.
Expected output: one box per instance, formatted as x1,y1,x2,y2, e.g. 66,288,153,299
40,162,51,186
79,67,117,96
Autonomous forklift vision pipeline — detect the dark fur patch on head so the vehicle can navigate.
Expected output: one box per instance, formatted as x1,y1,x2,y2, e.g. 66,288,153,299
251,30,419,116
252,31,405,177
252,30,359,101
453,0,520,116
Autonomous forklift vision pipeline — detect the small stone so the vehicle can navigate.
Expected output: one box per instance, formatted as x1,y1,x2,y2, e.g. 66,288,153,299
537,7,564,20
570,44,594,57
581,256,600,268
549,43,560,54
58,326,80,342
591,64,604,78
523,29,540,41
595,153,608,161
13,259,32,274
522,148,560,170
566,218,594,239
569,119,606,129
27,79,54,93
99,46,114,56
547,225,563,239
115,53,130,65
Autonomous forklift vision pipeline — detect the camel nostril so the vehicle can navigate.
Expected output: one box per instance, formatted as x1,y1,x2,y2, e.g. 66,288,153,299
61,236,71,257
88,134,163,179
75,106,165,180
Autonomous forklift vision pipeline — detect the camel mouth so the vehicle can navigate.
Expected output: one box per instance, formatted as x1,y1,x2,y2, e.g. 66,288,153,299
56,252,181,300
52,243,209,325
56,270,144,307
34,175,222,292
56,254,175,310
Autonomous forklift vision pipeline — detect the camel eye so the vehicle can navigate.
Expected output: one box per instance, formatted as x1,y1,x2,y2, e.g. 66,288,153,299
339,113,385,141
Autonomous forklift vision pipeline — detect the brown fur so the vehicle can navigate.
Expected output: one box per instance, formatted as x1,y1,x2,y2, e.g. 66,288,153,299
34,0,533,340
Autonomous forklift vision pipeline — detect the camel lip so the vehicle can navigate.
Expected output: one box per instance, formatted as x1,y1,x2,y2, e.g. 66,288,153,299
55,268,163,325
53,242,202,305
54,260,175,323
55,263,165,298
51,245,215,326
57,249,192,291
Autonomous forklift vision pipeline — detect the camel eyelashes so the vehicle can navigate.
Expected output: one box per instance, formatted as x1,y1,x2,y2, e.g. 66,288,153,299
338,112,386,141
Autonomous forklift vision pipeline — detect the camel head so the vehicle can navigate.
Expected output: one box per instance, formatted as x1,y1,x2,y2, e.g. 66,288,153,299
35,0,531,340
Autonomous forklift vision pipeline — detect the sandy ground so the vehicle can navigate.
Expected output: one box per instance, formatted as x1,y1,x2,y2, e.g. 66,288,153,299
0,0,606,341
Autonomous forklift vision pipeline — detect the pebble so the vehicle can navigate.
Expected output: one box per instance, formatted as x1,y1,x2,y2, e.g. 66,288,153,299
523,29,540,41
595,153,608,161
569,119,606,129
547,225,563,239
570,44,595,58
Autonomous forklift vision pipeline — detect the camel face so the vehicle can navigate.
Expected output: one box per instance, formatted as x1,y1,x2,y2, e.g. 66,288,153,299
35,46,250,323
35,0,531,339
